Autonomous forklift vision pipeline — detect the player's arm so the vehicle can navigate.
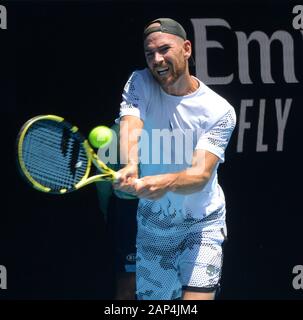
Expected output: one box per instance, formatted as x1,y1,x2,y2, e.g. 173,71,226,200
134,149,219,200
113,115,143,194
135,108,236,200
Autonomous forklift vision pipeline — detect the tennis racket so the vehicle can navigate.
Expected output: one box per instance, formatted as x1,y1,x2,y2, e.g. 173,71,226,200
16,114,121,194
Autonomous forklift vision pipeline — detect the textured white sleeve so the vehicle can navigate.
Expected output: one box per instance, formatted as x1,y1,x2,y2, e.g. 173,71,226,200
119,71,149,121
195,108,236,162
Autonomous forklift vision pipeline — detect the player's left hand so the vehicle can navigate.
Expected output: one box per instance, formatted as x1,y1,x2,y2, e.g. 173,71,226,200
134,175,172,200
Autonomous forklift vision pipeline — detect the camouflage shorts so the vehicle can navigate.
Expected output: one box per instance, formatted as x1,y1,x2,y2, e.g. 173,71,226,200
135,208,227,300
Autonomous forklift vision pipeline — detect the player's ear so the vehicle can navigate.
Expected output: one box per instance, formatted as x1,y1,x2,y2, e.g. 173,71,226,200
183,40,192,61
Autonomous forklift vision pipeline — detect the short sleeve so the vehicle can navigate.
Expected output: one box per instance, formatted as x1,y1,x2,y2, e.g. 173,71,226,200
195,108,236,162
119,71,149,121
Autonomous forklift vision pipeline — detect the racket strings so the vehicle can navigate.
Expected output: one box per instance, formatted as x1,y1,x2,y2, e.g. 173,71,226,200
23,140,83,189
22,120,88,192
69,139,81,177
61,127,71,157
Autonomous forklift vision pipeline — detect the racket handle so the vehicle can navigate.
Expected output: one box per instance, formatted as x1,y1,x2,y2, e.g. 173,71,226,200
113,172,121,182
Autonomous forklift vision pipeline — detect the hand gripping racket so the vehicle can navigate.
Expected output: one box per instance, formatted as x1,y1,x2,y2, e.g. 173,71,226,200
16,115,121,194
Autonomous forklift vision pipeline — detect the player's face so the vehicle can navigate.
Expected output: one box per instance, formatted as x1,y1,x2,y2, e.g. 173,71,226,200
144,31,191,93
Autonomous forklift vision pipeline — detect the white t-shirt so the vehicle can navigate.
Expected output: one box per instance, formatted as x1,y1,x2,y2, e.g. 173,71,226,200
119,68,236,226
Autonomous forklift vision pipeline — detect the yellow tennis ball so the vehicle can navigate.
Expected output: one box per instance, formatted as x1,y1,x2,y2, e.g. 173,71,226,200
88,126,113,148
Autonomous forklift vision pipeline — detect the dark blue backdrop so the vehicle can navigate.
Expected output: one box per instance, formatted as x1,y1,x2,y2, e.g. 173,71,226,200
0,0,302,299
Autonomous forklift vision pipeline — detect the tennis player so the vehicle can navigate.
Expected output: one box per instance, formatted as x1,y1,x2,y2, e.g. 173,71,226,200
113,18,236,300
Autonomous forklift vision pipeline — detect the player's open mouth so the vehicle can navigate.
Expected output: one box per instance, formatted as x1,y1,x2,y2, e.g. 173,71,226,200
156,67,169,76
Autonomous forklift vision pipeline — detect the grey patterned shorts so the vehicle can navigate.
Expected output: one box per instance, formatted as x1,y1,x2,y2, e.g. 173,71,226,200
135,207,227,300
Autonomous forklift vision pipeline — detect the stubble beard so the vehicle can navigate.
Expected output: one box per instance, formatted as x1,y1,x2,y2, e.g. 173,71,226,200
150,62,186,93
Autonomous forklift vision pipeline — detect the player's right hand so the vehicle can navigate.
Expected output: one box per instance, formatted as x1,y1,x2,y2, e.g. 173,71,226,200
112,163,138,196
